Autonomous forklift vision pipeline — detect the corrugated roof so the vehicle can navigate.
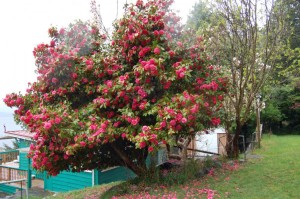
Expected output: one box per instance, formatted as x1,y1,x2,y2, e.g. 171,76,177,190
4,130,35,141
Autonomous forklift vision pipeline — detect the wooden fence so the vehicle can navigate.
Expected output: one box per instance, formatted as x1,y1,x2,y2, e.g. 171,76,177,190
0,150,19,164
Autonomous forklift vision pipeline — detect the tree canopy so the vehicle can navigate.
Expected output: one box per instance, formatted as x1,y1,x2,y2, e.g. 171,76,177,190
187,0,287,155
4,0,225,176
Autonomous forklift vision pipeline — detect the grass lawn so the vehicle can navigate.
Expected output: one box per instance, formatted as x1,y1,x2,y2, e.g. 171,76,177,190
50,135,300,199
204,135,300,199
49,182,122,199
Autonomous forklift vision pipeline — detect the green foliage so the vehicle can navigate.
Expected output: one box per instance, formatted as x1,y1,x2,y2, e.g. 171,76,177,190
186,0,214,32
261,103,283,124
129,160,202,186
267,0,300,133
260,83,300,133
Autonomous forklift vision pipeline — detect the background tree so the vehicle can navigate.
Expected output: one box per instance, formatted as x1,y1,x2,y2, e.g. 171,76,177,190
263,0,300,133
188,0,286,157
4,0,225,176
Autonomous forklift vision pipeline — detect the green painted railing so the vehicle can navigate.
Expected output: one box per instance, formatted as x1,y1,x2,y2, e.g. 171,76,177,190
0,164,31,196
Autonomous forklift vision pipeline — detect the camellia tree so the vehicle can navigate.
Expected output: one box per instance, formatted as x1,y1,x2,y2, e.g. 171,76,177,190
4,0,225,176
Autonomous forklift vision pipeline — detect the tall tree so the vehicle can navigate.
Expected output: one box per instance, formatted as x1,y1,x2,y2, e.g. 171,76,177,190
188,0,286,157
4,0,225,176
266,0,300,131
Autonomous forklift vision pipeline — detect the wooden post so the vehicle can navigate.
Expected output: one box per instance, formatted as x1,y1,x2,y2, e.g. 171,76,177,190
256,106,261,148
256,95,261,148
93,170,99,186
8,168,11,181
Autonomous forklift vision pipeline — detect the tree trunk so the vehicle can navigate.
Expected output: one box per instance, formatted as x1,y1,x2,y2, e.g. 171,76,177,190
226,119,242,158
111,142,147,177
177,136,192,161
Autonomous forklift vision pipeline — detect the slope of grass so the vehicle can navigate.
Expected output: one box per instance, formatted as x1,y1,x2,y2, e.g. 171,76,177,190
205,135,300,199
49,135,300,199
49,182,122,199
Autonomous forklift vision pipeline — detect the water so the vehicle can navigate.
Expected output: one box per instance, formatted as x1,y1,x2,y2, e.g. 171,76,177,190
0,111,22,148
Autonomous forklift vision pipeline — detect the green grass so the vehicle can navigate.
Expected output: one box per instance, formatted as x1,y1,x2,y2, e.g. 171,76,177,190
203,135,300,199
47,135,300,199
48,182,122,199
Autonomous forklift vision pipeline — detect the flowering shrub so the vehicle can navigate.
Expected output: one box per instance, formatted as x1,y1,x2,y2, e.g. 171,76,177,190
4,0,225,176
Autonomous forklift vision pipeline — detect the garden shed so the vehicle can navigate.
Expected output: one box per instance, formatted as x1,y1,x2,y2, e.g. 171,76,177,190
188,128,227,157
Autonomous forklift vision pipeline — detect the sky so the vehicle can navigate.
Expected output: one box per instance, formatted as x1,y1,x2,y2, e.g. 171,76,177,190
0,0,198,113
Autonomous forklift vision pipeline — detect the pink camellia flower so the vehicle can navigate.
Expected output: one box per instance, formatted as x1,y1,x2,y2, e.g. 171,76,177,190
59,28,65,35
176,68,186,79
139,141,146,148
119,75,127,84
89,124,97,131
218,95,223,101
63,154,69,160
175,124,182,131
72,73,78,79
85,60,93,65
168,50,175,57
191,104,199,114
121,133,127,139
139,103,145,110
142,18,148,24
177,41,183,47
131,117,140,126
148,146,154,152
80,141,86,147
160,121,166,128
142,125,150,132
30,144,35,150
52,78,58,84
159,30,164,35
170,119,176,126
154,47,160,54
86,65,93,70
50,40,55,47
211,81,219,91
164,81,172,89
106,80,113,88
135,78,141,84
176,113,183,121
113,121,121,127
54,117,62,124
181,117,187,123
211,117,221,126
44,121,52,130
